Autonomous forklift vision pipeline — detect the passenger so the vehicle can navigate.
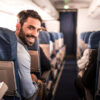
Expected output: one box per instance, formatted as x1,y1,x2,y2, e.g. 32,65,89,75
41,22,47,31
75,50,97,99
77,49,89,77
15,10,43,99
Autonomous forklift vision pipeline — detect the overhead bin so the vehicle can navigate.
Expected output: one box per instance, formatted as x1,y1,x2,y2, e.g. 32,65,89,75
88,0,100,18
32,0,59,19
0,0,59,20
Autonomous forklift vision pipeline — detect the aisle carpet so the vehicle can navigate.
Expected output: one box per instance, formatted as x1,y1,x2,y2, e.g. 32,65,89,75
53,59,79,100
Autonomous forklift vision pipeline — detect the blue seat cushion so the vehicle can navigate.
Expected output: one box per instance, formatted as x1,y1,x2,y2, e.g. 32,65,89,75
88,31,100,49
39,31,50,44
84,32,92,43
0,27,21,97
80,32,86,41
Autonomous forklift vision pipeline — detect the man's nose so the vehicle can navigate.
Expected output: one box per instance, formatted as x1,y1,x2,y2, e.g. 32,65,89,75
32,31,39,38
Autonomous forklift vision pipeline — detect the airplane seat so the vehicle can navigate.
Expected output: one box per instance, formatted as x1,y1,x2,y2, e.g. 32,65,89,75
80,31,100,100
58,32,62,49
39,31,50,60
78,31,100,77
56,32,62,70
87,31,100,96
54,32,61,70
48,32,56,59
38,31,52,83
84,32,92,44
60,32,66,62
28,38,41,79
56,32,66,70
84,32,92,50
77,32,93,71
38,31,53,98
95,41,100,100
88,31,100,49
54,32,59,54
77,32,87,59
48,32,58,79
0,27,21,100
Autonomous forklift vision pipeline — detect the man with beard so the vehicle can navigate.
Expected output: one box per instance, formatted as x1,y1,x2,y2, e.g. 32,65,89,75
16,10,42,99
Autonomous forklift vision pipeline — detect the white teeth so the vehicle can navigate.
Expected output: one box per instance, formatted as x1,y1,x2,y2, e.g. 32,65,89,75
28,38,35,42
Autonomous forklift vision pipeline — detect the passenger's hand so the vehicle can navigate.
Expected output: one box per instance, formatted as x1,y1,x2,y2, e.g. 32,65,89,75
31,74,38,83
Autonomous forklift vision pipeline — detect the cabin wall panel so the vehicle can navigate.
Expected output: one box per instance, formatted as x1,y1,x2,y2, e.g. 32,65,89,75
77,8,100,47
45,20,60,32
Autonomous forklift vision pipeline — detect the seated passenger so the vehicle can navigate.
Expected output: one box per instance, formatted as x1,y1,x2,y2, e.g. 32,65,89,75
75,50,97,98
15,10,43,99
75,31,100,99
77,49,89,77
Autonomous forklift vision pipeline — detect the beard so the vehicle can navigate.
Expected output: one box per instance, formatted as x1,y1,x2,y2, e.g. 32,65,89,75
19,28,36,46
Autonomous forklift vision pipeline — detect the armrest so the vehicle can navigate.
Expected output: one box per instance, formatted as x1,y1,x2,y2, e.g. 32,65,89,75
51,57,56,68
41,70,51,82
0,82,8,99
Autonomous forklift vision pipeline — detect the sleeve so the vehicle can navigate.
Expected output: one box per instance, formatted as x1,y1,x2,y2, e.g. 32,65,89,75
17,49,38,99
40,47,51,73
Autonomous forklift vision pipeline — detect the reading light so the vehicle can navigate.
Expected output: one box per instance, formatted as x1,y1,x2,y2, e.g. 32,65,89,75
64,5,69,9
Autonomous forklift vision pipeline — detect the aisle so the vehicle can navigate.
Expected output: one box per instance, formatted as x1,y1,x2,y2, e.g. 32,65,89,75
53,59,79,100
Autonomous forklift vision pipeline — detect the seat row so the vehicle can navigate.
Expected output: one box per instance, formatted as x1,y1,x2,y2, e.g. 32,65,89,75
77,31,94,59
0,27,66,100
76,31,100,100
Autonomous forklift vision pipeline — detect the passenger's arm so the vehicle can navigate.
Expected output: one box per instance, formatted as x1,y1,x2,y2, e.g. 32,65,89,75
17,51,38,99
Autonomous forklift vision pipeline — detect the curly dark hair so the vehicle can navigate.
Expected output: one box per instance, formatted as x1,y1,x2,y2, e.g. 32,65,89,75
17,10,42,26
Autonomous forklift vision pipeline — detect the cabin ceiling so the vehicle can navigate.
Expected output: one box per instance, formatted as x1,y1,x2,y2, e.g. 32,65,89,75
50,0,92,11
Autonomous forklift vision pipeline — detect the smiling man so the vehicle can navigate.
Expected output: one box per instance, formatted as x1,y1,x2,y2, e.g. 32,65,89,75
15,10,42,99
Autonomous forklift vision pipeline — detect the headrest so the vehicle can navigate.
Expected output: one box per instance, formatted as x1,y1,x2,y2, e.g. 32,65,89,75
88,31,100,49
39,31,50,44
80,32,86,41
49,32,57,42
60,32,64,38
54,32,58,40
0,27,17,60
28,38,39,51
58,32,62,38
84,32,92,43
55,32,59,39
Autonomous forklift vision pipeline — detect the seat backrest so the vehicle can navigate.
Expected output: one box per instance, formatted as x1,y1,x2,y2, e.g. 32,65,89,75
95,41,100,100
0,61,17,95
58,32,63,49
83,32,92,50
39,31,50,60
49,32,57,58
84,32,92,44
0,27,21,99
28,38,41,78
88,31,100,49
80,32,86,41
79,32,87,56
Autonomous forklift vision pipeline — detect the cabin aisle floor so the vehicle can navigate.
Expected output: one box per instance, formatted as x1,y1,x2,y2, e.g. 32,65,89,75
53,58,79,100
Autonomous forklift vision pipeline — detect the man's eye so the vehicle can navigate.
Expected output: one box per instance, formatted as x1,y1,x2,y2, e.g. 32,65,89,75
37,29,41,32
28,26,34,30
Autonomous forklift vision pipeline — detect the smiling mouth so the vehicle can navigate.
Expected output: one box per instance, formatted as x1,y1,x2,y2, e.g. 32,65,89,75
26,38,35,46
25,34,36,38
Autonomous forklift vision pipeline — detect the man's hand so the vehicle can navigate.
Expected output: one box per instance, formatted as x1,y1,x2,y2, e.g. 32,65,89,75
31,74,38,83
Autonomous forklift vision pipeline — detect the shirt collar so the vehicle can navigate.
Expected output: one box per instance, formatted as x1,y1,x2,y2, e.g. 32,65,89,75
17,36,28,50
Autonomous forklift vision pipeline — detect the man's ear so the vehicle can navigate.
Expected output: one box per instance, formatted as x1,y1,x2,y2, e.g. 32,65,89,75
16,22,21,32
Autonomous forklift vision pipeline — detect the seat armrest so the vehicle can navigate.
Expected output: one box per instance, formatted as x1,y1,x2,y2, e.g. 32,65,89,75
41,70,51,82
0,82,8,99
